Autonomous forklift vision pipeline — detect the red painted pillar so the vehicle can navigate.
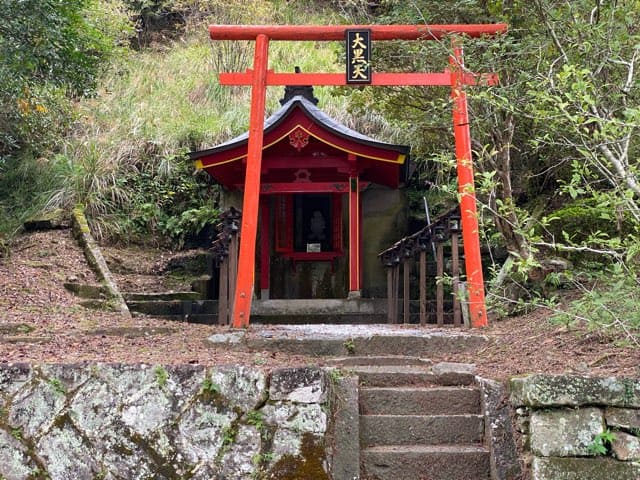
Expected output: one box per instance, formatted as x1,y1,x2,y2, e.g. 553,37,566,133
348,175,361,296
260,198,270,299
450,42,488,328
232,34,269,328
359,186,363,290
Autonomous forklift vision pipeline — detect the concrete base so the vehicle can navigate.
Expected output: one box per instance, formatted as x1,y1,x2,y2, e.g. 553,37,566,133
206,324,488,357
250,298,388,324
251,298,385,315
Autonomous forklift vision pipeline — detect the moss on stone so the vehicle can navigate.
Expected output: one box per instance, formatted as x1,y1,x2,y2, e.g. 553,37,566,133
533,456,640,480
72,207,91,234
510,375,640,408
265,433,329,480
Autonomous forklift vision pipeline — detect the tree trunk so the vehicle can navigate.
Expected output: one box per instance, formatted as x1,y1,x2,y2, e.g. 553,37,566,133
477,111,531,261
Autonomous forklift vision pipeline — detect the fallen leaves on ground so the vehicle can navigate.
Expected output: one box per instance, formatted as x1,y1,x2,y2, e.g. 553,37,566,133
0,229,638,380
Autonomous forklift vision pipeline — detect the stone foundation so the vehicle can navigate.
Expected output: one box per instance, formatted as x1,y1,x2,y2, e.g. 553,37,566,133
510,374,640,480
0,363,332,480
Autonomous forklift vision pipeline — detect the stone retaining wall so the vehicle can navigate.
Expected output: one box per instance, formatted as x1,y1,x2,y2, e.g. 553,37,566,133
0,363,333,480
510,374,640,480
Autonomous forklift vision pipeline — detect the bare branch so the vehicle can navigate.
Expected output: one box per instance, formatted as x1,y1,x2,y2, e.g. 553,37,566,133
534,0,569,63
533,240,625,258
609,49,638,95
595,132,640,198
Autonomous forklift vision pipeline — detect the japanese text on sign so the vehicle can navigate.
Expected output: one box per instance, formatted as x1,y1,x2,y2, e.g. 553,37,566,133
346,29,371,84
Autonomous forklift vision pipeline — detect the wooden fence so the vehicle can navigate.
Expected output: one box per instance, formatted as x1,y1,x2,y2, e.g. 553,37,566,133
210,207,241,326
378,208,467,326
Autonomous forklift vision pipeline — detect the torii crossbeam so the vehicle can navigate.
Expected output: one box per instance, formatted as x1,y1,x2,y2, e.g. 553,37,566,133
208,23,507,329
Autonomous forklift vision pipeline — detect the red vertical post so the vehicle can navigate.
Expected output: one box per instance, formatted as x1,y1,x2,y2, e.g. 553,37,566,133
359,187,364,290
232,34,269,328
348,175,360,296
450,41,488,327
260,198,270,299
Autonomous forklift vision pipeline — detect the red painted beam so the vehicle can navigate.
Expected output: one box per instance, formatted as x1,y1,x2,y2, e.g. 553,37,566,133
233,182,371,193
261,156,349,172
219,71,498,87
209,24,507,41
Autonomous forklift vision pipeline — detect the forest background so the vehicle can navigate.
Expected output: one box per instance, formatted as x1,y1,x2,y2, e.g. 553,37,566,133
0,0,639,346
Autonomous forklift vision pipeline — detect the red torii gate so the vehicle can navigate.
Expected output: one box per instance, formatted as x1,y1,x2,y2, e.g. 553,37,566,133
208,23,507,329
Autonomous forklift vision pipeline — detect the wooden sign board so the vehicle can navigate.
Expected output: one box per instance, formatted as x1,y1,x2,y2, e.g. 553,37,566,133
346,29,372,84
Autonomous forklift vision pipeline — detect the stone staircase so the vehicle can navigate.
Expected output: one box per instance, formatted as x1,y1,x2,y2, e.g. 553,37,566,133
125,292,217,323
342,358,491,480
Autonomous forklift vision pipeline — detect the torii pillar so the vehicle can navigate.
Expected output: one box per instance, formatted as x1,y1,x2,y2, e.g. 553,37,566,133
208,24,508,329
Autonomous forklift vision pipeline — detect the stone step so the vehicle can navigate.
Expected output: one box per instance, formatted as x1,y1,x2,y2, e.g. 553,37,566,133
327,356,433,367
0,323,34,335
348,365,437,387
360,386,481,415
123,291,203,302
360,414,484,446
349,365,475,387
64,282,109,299
361,444,490,480
338,355,475,387
127,299,217,317
251,313,388,324
206,325,486,358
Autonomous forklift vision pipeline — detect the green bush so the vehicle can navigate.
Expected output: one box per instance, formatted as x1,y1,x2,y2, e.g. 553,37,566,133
544,197,632,245
107,161,219,247
0,0,133,97
552,266,640,346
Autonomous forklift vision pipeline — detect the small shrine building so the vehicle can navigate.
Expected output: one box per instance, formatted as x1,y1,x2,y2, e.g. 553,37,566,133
190,84,411,300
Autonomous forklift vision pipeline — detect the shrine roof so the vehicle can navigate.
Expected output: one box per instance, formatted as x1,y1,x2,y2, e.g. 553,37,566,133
188,94,410,161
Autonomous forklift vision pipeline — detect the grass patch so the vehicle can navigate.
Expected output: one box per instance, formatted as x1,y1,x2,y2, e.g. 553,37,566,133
39,1,355,247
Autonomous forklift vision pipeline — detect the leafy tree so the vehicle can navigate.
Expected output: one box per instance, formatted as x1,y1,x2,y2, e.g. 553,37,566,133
335,0,539,261
0,0,132,159
0,0,133,236
525,0,640,222
335,0,640,340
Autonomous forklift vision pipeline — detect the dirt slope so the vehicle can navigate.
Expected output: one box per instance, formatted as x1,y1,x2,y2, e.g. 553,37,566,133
0,228,638,380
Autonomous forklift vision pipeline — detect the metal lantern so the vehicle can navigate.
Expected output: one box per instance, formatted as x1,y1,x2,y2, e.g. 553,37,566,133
448,214,461,233
402,239,414,257
382,253,395,268
417,232,429,251
434,225,446,242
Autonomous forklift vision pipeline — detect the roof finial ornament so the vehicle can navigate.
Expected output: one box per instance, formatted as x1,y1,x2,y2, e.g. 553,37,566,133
280,66,319,105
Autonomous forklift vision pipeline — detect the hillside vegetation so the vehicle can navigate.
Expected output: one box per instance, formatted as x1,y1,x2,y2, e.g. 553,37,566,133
1,0,639,345
0,0,358,247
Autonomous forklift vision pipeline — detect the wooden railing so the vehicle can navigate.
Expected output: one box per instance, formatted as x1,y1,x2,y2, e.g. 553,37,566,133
210,207,241,326
378,207,466,326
